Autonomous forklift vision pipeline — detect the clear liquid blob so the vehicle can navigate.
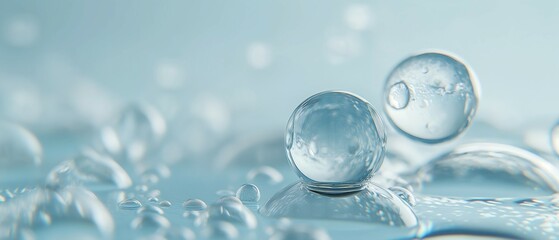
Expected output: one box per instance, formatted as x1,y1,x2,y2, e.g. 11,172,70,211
101,103,166,162
46,149,132,191
383,51,480,143
260,182,418,227
0,187,114,239
412,143,559,198
286,91,386,194
0,122,42,186
197,197,258,230
236,183,260,203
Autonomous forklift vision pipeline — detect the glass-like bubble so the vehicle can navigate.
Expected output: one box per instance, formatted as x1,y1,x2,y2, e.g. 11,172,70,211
260,182,418,227
383,51,480,143
236,184,260,204
286,91,386,194
413,143,559,198
101,104,166,162
183,198,208,211
46,149,132,191
159,200,172,208
0,122,42,186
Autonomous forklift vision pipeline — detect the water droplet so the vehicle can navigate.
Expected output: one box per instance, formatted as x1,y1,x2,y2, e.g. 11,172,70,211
216,189,235,197
344,4,372,31
246,166,284,185
384,52,480,143
389,186,416,206
414,143,559,197
119,199,142,210
270,224,332,240
201,221,239,240
0,122,42,185
236,184,260,204
46,149,132,191
148,197,159,203
159,200,172,208
130,213,170,232
161,227,196,240
286,91,386,194
137,205,164,215
260,182,418,227
387,81,410,110
183,198,208,211
202,198,258,229
102,104,166,162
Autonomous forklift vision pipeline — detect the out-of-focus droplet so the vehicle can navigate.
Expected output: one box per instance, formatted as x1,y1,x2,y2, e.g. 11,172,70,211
344,4,373,31
269,223,331,240
119,199,142,210
326,34,362,65
3,16,39,47
155,61,186,90
246,166,284,185
103,104,166,162
246,42,272,69
159,200,172,208
137,205,164,215
46,149,132,191
130,213,171,232
0,122,42,186
201,221,239,240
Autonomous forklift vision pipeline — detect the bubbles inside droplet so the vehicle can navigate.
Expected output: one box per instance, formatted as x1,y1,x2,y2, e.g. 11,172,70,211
387,81,410,110
286,91,386,194
383,52,480,143
389,186,416,206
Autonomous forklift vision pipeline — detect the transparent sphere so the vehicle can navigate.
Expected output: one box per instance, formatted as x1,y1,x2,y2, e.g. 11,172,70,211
383,51,480,143
286,91,386,194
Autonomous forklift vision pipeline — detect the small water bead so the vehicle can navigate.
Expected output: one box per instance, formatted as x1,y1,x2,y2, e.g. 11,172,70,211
137,205,164,215
246,166,284,185
236,184,260,203
159,200,172,208
161,227,196,240
389,186,416,206
216,189,235,197
286,91,386,194
203,198,258,229
148,197,159,203
119,199,143,210
383,51,480,143
414,143,559,198
46,149,132,191
387,81,410,109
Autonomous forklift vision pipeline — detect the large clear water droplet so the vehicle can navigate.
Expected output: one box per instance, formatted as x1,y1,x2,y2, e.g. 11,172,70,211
102,104,166,162
286,91,386,194
260,182,418,227
46,149,132,191
384,52,480,143
412,143,559,198
387,81,411,110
